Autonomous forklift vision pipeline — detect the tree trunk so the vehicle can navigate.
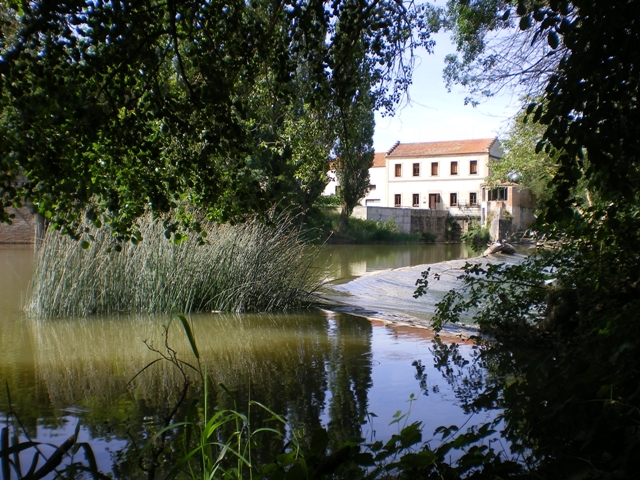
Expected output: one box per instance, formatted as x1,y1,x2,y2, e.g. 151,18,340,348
339,206,349,232
34,213,45,253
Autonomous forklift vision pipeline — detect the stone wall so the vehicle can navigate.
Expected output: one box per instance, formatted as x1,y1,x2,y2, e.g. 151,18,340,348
352,206,450,241
0,207,36,244
484,185,536,234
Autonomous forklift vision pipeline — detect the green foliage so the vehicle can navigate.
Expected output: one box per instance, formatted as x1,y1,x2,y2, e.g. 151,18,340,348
444,1,640,228
26,212,322,316
314,195,342,207
0,0,435,240
442,0,560,105
490,101,558,204
333,77,375,230
423,2,640,476
444,215,460,242
421,232,437,243
414,231,640,477
460,221,489,250
320,210,421,244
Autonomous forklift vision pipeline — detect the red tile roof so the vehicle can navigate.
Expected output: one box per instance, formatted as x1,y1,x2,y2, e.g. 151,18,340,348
387,138,497,158
372,152,386,168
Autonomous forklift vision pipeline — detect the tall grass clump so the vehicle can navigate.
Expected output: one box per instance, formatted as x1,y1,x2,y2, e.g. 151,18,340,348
25,213,323,317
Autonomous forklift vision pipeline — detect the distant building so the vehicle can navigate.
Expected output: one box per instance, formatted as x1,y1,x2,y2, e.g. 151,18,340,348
380,138,501,213
323,152,387,202
323,138,536,233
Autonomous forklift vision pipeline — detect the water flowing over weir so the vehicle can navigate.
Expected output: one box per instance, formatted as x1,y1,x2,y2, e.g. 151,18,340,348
1,244,525,476
324,253,529,329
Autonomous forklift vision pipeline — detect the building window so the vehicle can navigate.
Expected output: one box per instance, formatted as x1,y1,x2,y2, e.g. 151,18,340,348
395,164,402,177
487,187,509,201
470,192,478,206
470,160,478,175
369,184,376,191
394,194,402,207
431,162,438,176
450,193,458,206
413,163,420,176
412,193,420,207
450,161,458,175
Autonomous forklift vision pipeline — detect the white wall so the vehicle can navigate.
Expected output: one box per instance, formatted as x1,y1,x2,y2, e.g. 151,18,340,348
322,170,338,196
321,166,388,207
361,166,387,206
386,153,490,209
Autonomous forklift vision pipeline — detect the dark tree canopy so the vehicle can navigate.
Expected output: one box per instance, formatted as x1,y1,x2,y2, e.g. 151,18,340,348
444,0,640,233
0,0,434,240
416,3,640,477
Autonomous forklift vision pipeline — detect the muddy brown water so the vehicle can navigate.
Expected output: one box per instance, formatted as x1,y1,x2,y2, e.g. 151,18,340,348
1,243,497,477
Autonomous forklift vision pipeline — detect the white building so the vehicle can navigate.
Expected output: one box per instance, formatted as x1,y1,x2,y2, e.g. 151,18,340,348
323,153,387,201
322,138,536,235
381,138,499,207
379,138,502,220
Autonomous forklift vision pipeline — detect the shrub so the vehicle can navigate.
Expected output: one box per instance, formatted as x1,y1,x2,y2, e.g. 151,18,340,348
314,194,342,207
26,213,323,317
460,220,490,249
315,210,421,244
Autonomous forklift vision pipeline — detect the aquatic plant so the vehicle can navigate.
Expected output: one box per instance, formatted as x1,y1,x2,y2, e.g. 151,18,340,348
136,317,513,479
1,391,107,479
25,213,323,317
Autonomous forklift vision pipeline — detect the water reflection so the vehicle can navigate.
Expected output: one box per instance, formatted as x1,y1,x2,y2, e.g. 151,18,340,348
0,244,481,477
316,244,474,283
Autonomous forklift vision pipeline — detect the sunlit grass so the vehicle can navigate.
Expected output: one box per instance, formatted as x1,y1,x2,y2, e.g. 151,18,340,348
25,213,323,317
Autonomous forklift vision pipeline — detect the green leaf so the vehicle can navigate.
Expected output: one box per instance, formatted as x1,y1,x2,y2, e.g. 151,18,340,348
176,315,199,360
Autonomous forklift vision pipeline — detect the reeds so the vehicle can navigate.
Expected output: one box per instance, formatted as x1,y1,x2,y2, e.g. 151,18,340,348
25,213,323,317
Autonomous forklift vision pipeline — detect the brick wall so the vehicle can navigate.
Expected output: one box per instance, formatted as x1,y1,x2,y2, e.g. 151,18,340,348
0,207,36,244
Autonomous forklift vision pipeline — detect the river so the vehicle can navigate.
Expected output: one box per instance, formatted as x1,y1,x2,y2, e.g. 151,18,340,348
1,243,498,478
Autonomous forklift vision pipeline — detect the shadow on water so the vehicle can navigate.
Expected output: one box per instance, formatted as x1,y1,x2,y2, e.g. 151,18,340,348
1,244,500,477
3,309,375,475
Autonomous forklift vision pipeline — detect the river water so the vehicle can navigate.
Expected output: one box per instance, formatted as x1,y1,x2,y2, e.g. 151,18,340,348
0,243,500,477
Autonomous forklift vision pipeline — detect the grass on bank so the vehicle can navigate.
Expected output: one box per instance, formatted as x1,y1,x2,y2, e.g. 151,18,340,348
25,213,323,317
308,208,422,244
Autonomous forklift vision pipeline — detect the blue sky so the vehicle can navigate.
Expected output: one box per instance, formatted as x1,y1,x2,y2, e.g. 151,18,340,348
372,30,523,153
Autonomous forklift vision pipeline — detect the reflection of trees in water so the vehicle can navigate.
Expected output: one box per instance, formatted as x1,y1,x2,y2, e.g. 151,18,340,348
317,245,473,281
326,314,373,448
25,310,374,474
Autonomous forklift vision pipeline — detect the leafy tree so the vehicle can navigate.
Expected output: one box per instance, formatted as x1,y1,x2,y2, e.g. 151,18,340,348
442,0,565,105
0,0,434,241
489,101,558,204
443,1,640,226
412,2,640,477
333,55,375,231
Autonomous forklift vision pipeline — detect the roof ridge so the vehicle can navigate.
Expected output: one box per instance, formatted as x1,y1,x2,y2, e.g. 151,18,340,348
386,138,499,158
387,140,400,155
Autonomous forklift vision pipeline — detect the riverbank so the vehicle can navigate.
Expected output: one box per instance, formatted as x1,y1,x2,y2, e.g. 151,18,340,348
306,209,424,244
